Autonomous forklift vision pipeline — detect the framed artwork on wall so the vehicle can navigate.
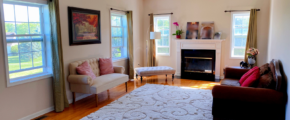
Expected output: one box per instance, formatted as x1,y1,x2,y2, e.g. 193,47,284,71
68,7,101,45
186,22,199,39
200,22,214,39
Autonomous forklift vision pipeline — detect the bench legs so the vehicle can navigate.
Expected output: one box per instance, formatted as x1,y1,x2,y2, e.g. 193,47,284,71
95,94,98,107
125,82,127,92
136,74,138,79
172,74,174,81
141,76,143,83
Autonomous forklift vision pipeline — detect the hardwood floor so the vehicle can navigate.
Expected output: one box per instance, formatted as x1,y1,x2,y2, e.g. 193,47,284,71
34,76,220,120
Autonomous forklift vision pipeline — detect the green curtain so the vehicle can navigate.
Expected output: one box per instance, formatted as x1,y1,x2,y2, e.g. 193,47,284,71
244,9,258,65
48,0,69,112
126,11,134,79
147,13,156,67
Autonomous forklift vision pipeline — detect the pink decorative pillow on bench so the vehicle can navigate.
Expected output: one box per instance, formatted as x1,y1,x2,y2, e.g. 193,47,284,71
76,61,96,79
99,58,114,75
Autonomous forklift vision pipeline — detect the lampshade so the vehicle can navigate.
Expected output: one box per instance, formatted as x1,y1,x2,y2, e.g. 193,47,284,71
150,32,161,40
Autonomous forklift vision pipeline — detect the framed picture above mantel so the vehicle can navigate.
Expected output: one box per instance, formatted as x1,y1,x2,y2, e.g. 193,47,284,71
68,7,101,46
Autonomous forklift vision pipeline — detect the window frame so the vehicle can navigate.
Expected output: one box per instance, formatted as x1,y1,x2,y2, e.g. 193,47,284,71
230,12,250,59
1,1,52,87
153,15,171,56
110,11,128,62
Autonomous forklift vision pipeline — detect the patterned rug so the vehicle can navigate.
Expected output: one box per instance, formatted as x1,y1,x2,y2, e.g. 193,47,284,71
81,84,213,120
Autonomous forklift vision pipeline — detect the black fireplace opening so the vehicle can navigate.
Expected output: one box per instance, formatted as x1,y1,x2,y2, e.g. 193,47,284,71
181,50,216,81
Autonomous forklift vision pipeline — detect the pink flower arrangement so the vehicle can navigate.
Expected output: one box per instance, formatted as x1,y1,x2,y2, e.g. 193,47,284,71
247,48,260,57
172,22,183,36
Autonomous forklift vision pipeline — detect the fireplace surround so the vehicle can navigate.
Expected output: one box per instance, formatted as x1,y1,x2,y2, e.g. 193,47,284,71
176,40,224,80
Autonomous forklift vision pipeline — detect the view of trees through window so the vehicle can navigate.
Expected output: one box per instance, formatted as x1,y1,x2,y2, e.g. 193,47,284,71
3,3,44,79
111,14,127,59
154,16,170,55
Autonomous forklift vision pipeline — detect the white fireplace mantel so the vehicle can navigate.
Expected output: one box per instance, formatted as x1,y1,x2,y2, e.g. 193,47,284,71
176,39,224,79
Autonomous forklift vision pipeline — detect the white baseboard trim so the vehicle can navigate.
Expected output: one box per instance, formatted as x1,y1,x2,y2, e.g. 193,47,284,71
18,94,92,120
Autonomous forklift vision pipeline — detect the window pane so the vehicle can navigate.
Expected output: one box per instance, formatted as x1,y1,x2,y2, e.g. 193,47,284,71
234,28,242,35
16,23,29,34
111,27,122,37
111,16,121,26
30,23,41,34
10,68,43,79
19,42,31,53
112,37,123,47
112,47,121,58
8,54,20,71
242,28,248,35
3,4,14,21
5,22,16,35
33,51,43,67
32,42,42,51
234,36,247,47
157,47,169,54
20,53,33,69
157,19,163,27
15,5,28,22
234,16,243,27
242,16,249,27
28,7,40,22
7,43,18,54
233,48,245,56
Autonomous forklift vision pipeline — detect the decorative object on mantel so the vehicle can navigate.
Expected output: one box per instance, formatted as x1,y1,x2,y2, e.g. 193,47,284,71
240,61,249,68
68,7,101,45
172,22,184,39
186,22,199,39
213,32,222,39
200,22,214,39
247,48,259,68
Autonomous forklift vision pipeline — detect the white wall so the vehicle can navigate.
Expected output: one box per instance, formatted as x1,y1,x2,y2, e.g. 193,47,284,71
0,0,144,120
143,0,271,77
268,0,290,119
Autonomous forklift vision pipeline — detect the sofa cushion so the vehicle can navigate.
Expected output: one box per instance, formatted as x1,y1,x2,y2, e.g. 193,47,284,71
260,63,270,75
76,61,97,79
257,71,275,89
99,58,114,75
220,79,240,86
239,66,259,84
241,67,260,87
91,73,128,94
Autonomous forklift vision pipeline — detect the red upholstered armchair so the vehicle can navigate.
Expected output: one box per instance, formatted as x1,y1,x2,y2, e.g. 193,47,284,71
212,59,287,120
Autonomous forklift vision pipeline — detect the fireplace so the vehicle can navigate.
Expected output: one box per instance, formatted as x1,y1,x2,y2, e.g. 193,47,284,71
181,50,216,81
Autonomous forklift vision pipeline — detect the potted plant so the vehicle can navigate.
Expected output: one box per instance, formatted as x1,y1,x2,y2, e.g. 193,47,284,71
172,22,183,39
247,48,259,65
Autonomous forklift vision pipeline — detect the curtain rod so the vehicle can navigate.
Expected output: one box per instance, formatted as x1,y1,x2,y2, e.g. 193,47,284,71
148,13,173,16
110,8,129,13
225,9,260,12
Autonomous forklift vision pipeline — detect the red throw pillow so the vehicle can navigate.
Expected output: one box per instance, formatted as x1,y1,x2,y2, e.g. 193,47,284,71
241,67,260,87
239,66,260,84
76,61,96,79
99,58,114,75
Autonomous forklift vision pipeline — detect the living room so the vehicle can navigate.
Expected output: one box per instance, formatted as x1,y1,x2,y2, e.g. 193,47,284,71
0,0,289,120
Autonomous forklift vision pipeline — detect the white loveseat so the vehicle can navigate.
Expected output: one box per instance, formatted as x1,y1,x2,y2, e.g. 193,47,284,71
67,58,128,106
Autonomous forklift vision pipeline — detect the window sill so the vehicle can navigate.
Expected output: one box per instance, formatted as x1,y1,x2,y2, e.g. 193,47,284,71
157,54,170,57
7,72,53,87
230,57,245,60
112,58,128,63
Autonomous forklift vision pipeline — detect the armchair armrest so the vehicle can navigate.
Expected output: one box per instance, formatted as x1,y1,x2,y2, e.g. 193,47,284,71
67,75,93,85
113,66,125,74
224,67,249,79
212,85,286,104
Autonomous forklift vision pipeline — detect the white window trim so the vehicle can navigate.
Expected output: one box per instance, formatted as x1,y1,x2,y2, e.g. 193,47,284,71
0,1,52,87
154,15,171,56
230,12,250,59
110,10,128,62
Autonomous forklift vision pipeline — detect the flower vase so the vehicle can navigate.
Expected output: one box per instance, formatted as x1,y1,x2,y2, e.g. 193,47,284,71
176,35,181,39
248,57,256,65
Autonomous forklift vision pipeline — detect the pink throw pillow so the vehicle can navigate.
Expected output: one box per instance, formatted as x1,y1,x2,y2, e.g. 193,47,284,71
239,66,259,84
99,58,114,75
76,61,96,79
241,67,260,87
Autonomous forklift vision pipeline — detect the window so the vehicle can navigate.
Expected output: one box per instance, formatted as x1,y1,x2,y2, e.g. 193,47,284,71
154,15,171,56
231,12,250,58
110,12,127,61
2,2,51,86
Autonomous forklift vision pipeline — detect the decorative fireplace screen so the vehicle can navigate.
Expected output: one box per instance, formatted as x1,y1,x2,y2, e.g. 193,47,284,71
184,57,213,74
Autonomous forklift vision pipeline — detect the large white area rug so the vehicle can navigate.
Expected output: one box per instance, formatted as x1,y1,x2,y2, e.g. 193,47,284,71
81,84,213,120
